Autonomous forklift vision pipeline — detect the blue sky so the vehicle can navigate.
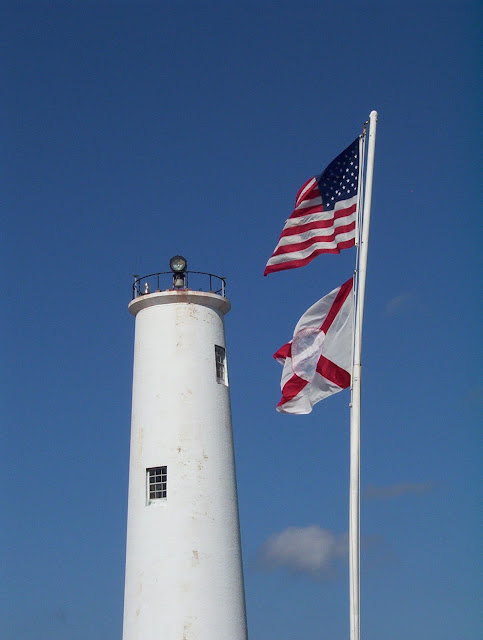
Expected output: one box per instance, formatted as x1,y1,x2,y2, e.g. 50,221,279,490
1,2,480,639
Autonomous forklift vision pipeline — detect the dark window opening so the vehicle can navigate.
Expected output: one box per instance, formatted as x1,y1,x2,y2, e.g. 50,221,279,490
147,466,167,501
215,345,227,384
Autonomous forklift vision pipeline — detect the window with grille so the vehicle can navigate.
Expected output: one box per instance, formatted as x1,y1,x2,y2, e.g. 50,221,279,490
147,466,167,501
215,345,227,385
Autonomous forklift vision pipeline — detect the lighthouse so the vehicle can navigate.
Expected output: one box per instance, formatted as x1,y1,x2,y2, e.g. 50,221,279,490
122,257,248,640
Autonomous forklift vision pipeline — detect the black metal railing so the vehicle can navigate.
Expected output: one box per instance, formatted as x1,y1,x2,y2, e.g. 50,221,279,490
132,271,226,299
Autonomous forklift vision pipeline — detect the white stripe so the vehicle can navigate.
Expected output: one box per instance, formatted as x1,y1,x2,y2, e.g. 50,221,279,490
280,209,356,238
328,194,358,212
266,230,356,266
288,193,358,225
273,212,356,249
294,194,322,211
275,227,346,249
284,209,331,229
295,178,317,205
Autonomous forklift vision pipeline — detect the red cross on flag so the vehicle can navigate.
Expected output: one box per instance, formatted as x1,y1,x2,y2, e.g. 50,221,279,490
274,278,354,414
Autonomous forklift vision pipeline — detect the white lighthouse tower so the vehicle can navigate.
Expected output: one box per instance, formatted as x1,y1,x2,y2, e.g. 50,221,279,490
122,256,248,640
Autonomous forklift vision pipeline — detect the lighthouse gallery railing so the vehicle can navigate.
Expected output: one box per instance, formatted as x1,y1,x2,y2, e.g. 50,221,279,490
132,271,226,299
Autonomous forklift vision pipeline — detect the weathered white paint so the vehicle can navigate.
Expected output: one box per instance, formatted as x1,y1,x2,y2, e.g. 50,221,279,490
123,289,247,640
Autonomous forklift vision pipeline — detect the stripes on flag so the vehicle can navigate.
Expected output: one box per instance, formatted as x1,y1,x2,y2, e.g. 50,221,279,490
264,137,361,275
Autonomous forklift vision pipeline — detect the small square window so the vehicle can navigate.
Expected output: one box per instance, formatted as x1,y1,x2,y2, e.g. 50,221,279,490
215,345,227,385
147,466,167,502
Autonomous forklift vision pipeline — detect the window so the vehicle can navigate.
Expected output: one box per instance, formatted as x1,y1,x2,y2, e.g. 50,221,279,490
215,345,227,385
147,466,167,501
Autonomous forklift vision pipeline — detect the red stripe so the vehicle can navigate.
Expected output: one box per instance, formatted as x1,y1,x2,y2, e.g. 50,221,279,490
272,222,356,256
316,355,351,389
277,373,309,406
280,207,357,237
273,342,291,360
280,218,335,237
333,203,357,219
288,200,356,222
295,177,318,207
288,202,323,219
320,277,353,334
263,242,354,275
281,204,357,238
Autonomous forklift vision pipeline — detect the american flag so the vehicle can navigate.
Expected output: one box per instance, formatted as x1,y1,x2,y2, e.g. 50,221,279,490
264,137,361,275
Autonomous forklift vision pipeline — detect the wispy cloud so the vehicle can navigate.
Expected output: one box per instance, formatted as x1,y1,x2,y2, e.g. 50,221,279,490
54,608,67,625
364,482,433,500
385,292,412,315
259,525,347,577
465,385,483,407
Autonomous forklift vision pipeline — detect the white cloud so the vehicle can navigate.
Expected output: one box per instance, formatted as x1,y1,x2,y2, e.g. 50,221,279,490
385,292,412,315
259,525,347,576
364,482,433,500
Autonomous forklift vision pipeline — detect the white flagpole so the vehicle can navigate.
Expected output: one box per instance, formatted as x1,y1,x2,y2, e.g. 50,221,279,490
349,110,378,640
